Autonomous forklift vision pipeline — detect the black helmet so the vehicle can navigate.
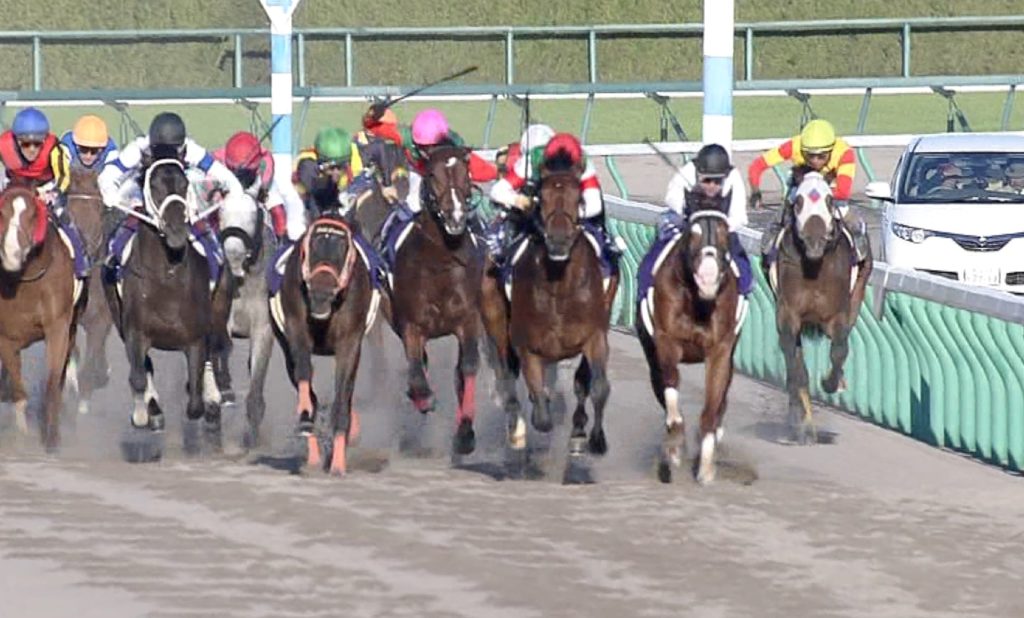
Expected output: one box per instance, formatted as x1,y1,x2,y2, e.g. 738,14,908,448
694,143,731,178
149,112,187,148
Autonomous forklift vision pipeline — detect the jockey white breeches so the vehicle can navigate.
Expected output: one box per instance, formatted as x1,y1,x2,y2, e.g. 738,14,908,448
407,171,423,213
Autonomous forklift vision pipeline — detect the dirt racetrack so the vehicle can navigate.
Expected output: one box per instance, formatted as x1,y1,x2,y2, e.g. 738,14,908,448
2,320,1023,617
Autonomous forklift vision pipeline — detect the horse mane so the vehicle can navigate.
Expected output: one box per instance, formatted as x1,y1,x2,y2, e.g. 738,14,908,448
684,190,728,218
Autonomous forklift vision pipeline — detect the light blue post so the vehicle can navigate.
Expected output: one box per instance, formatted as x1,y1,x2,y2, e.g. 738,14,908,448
702,0,734,150
260,0,302,188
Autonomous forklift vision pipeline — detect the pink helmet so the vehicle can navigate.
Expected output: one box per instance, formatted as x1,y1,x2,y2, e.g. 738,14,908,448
411,108,449,146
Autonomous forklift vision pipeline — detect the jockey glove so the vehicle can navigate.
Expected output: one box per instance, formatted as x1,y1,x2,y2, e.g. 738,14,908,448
748,189,763,210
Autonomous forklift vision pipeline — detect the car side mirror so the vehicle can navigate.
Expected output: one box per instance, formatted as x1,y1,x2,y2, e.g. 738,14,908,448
865,181,894,203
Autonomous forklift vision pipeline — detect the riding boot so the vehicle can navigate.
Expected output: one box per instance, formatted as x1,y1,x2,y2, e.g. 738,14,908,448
840,210,871,263
581,215,621,277
50,197,92,279
485,210,509,264
192,222,224,287
728,232,755,297
760,201,790,265
266,238,295,296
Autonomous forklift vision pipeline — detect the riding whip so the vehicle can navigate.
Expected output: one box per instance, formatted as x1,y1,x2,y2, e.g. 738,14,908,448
367,65,480,120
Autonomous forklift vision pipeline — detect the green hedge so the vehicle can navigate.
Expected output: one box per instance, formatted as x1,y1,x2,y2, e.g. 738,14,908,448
0,1,1023,91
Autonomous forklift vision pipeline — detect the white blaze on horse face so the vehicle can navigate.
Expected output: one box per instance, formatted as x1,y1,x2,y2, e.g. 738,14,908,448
794,172,835,235
2,196,29,271
695,247,721,300
664,387,682,428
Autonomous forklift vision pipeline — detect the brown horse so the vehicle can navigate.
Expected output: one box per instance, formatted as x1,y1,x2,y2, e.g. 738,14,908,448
387,144,484,456
65,169,112,414
767,172,871,443
637,195,746,484
0,180,80,451
270,215,379,475
482,163,618,477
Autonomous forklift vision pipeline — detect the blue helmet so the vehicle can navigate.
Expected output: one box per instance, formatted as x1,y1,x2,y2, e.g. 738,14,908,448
11,107,49,139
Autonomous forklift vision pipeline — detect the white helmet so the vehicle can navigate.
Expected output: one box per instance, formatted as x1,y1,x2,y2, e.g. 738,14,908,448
519,124,555,173
520,124,555,152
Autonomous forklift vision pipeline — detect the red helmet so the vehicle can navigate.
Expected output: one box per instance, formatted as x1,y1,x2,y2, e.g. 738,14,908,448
224,131,262,170
543,133,584,165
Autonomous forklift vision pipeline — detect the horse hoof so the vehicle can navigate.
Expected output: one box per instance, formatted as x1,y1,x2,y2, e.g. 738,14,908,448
241,426,260,451
562,457,595,485
531,408,553,433
329,435,347,476
657,460,673,484
453,420,475,455
204,424,223,455
77,399,90,416
588,430,608,456
219,388,237,407
411,393,436,414
695,466,716,486
568,435,586,456
505,446,528,479
148,412,165,433
120,430,163,464
295,411,315,437
821,375,841,394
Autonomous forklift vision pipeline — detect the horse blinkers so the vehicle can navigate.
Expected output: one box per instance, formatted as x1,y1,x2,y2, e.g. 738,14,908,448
793,193,836,260
300,221,357,320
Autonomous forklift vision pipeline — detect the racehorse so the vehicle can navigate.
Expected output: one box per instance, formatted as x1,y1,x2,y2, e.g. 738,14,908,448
0,179,80,451
482,160,618,478
637,192,746,484
65,169,111,415
103,153,231,457
387,144,484,456
351,138,409,245
218,194,276,448
767,171,872,443
270,213,380,475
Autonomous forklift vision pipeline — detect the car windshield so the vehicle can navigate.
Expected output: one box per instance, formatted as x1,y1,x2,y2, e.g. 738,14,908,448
900,152,1024,203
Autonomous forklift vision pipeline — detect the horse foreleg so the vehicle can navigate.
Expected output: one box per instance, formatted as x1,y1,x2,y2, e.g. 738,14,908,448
822,322,851,395
124,330,155,431
651,333,684,483
41,318,74,452
584,333,611,457
569,357,591,454
453,328,480,456
328,332,362,476
0,340,28,437
521,350,552,433
183,341,208,456
695,342,735,485
778,318,814,444
402,326,434,413
242,324,274,449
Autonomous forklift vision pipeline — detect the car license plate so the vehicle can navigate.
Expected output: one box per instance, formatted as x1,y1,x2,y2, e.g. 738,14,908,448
963,268,1001,286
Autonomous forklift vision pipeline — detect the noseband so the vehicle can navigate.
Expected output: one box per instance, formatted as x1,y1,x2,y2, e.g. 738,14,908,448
143,159,195,235
300,217,357,291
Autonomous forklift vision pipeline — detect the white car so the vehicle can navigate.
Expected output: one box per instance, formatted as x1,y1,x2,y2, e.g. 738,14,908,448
866,133,1024,294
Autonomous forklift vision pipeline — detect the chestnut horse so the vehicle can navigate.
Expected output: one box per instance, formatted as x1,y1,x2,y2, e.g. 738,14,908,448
766,172,871,443
387,144,484,456
0,180,80,451
270,214,380,475
66,169,111,414
637,193,747,484
481,162,618,477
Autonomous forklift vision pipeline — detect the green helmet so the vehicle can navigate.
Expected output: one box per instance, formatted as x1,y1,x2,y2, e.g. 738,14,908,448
314,127,352,165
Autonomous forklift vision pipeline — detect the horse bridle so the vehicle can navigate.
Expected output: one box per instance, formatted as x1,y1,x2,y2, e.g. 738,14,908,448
423,147,473,227
686,208,730,284
537,172,582,243
143,158,194,236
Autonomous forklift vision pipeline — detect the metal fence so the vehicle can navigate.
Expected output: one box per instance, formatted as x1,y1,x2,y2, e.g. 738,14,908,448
2,16,1024,91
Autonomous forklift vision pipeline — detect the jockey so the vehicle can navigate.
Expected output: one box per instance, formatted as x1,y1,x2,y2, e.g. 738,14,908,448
98,112,252,279
293,127,367,215
662,144,753,297
213,131,306,243
488,126,619,267
380,108,496,240
747,118,869,264
0,107,91,278
354,104,409,203
61,114,118,173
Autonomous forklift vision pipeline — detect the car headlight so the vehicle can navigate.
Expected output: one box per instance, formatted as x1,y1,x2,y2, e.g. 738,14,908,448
891,222,932,244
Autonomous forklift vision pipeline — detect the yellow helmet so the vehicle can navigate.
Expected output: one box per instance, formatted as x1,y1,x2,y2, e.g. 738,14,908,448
800,119,836,154
72,114,109,148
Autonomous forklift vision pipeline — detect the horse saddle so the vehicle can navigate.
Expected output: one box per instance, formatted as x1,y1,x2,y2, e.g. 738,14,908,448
766,225,859,297
499,226,616,303
106,221,223,298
